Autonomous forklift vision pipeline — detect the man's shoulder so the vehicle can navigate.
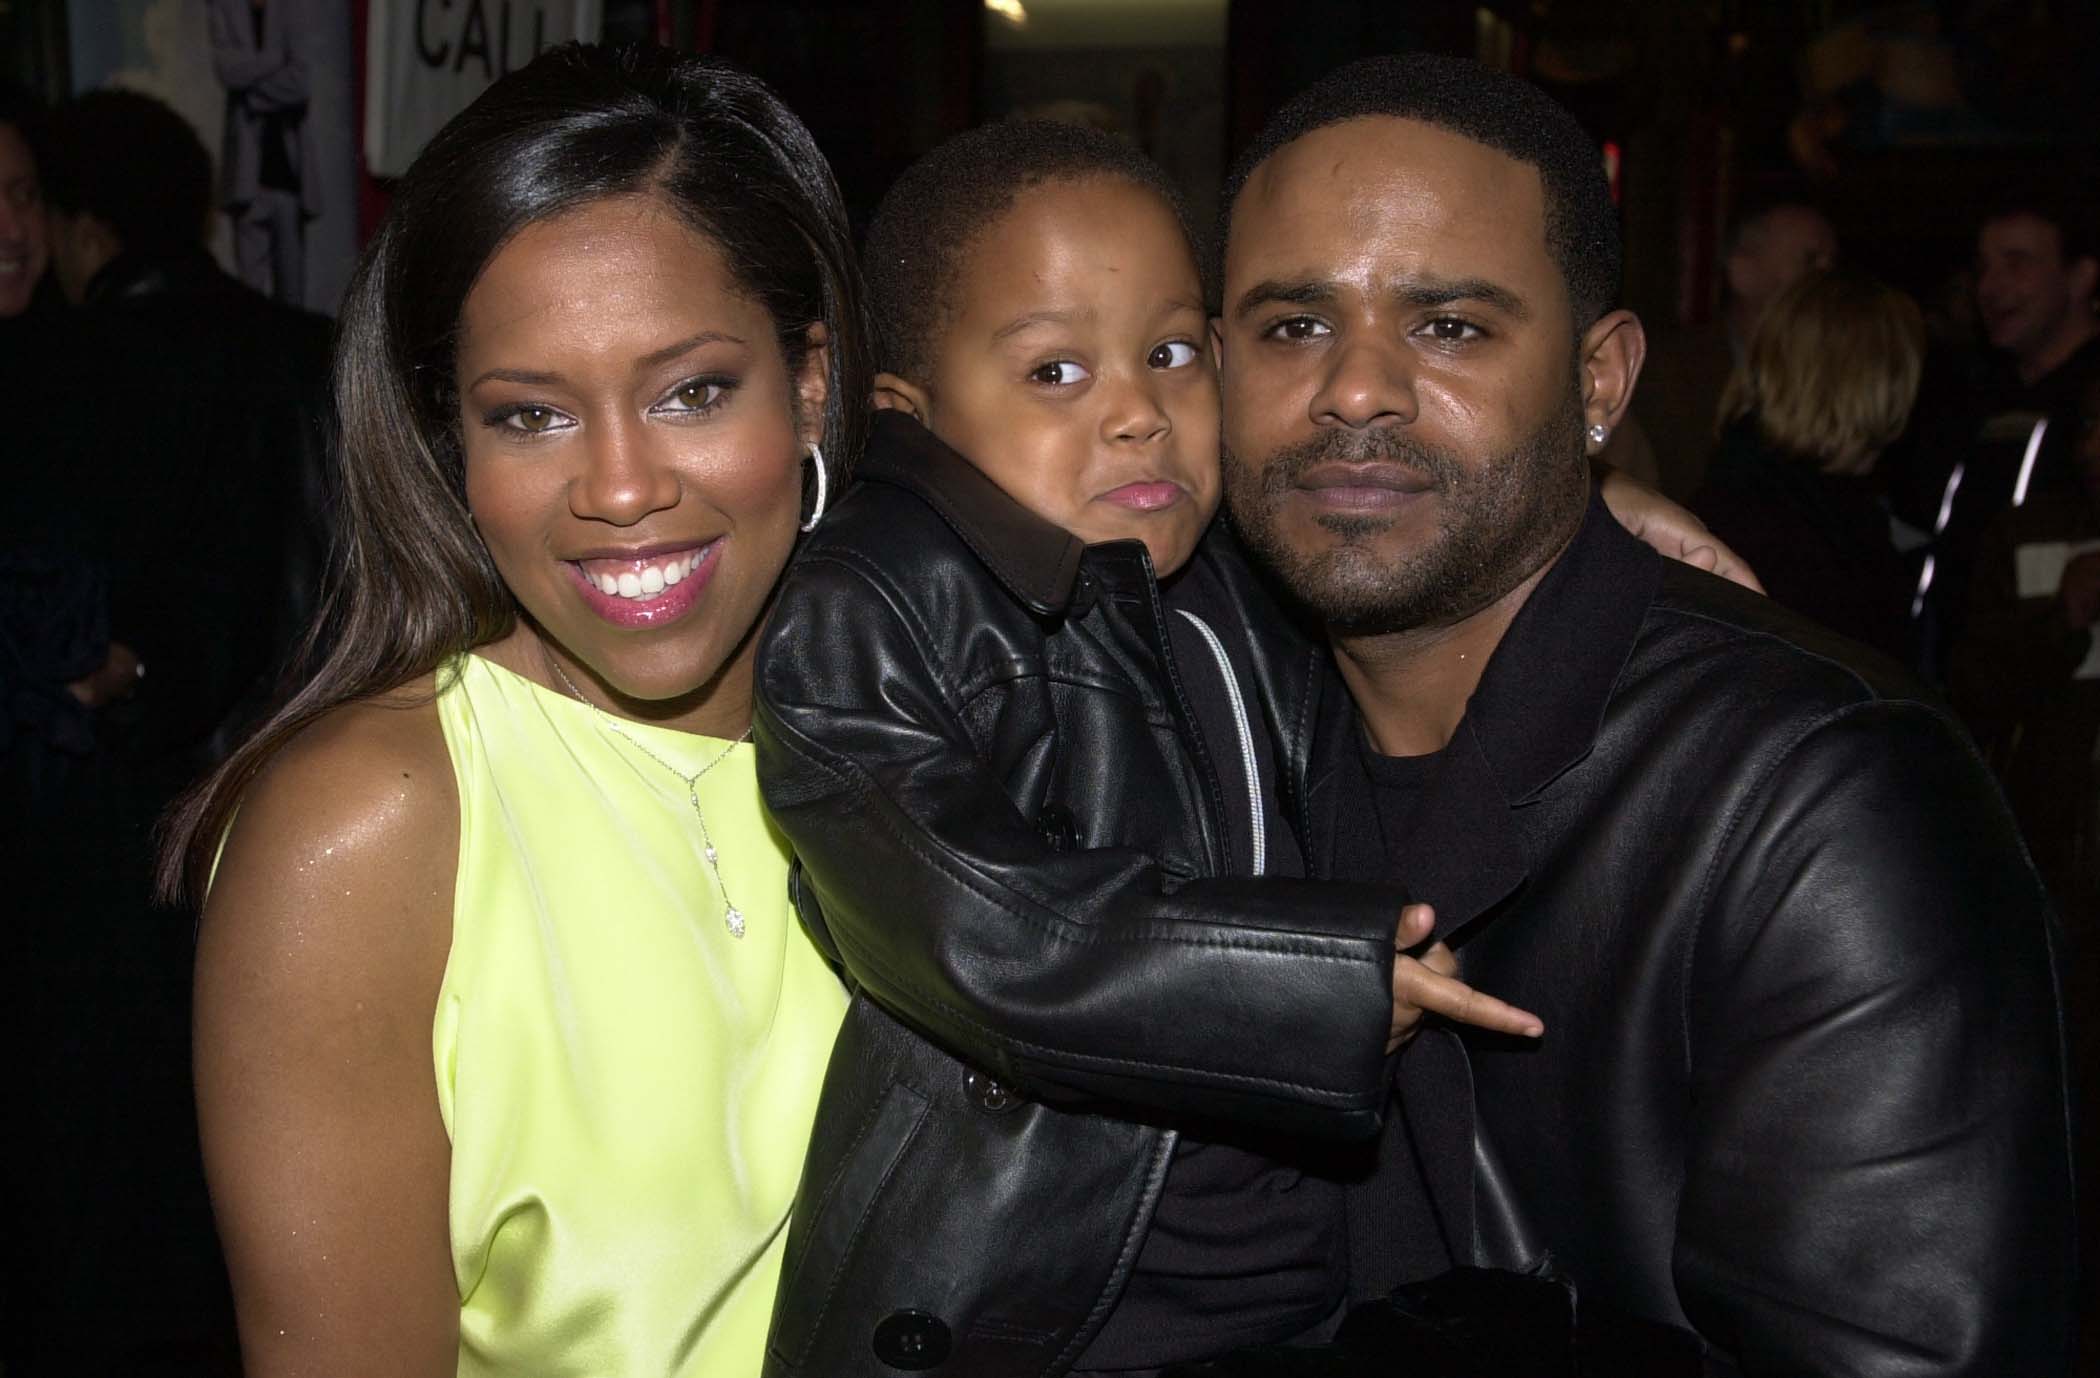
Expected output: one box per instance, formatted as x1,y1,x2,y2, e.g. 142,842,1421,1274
1634,562,1932,723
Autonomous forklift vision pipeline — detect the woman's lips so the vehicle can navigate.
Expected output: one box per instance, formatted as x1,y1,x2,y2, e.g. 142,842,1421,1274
1098,481,1187,512
565,540,721,627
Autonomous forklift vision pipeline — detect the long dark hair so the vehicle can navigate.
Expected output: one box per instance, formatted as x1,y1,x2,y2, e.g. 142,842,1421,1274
158,43,871,905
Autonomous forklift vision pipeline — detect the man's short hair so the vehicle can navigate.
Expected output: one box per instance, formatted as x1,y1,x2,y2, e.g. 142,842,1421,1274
1221,53,1621,328
863,119,1197,385
41,88,212,254
1979,183,2098,268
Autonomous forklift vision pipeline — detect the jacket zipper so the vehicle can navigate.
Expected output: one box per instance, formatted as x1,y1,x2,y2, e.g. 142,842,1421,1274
1174,608,1268,877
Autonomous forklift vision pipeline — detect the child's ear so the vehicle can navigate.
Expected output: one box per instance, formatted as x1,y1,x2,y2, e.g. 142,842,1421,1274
872,372,932,423
795,322,833,446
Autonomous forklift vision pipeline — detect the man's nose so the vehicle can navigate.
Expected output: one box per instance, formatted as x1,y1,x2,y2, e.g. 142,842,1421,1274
1310,336,1418,430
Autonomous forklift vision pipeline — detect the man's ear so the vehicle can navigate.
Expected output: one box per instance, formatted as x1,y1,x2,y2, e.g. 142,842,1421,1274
795,322,832,449
872,371,931,422
1580,309,1647,449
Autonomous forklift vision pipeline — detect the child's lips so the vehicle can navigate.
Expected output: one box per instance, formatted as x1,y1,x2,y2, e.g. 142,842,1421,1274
1098,481,1187,512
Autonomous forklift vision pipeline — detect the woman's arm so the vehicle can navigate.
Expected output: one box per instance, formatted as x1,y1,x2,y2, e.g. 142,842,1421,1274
194,690,460,1376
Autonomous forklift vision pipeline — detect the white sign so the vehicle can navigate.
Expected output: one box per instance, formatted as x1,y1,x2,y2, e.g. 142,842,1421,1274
365,0,602,177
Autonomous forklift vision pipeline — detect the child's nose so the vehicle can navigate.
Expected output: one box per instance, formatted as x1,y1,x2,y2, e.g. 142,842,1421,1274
1103,374,1171,445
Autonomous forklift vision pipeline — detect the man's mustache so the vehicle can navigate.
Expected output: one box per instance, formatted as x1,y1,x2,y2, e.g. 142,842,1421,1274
1247,427,1468,496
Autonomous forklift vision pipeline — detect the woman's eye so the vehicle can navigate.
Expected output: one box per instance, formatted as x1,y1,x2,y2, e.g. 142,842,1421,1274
1266,316,1330,342
1029,360,1091,386
1148,340,1201,369
659,378,726,413
1423,317,1483,343
499,405,565,435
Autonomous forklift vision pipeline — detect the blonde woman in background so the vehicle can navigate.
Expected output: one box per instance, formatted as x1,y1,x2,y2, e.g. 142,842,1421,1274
1692,268,1927,662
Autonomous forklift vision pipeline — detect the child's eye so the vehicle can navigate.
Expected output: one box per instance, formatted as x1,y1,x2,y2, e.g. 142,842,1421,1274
1147,340,1201,369
1029,360,1091,386
1421,317,1484,344
652,376,733,415
486,403,573,436
1265,316,1330,342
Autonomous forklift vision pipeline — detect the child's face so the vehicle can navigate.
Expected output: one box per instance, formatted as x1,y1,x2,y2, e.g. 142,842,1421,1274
905,175,1220,577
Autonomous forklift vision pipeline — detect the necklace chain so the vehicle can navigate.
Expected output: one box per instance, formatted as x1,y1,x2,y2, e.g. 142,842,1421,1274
544,655,752,939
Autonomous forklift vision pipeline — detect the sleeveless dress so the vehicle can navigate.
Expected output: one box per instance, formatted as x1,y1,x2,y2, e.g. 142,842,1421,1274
432,653,846,1376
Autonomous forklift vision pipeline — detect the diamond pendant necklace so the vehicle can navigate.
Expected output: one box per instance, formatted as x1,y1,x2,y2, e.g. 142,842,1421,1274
544,654,752,939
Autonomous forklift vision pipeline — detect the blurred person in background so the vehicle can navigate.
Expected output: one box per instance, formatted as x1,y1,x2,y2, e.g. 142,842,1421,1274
1905,187,2100,674
1692,269,1925,664
0,83,51,325
1611,198,1836,500
1951,369,2100,919
0,86,330,1376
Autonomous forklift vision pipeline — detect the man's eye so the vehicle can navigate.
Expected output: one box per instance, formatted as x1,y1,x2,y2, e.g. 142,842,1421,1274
1267,317,1330,342
1424,318,1483,343
1029,360,1091,386
1148,340,1200,369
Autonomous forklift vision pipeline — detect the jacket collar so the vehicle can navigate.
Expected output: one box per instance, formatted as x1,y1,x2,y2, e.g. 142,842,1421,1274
1310,492,1661,935
855,410,1087,617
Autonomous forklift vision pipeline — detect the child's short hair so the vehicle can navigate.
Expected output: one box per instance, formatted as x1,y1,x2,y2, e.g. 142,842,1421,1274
863,120,1200,385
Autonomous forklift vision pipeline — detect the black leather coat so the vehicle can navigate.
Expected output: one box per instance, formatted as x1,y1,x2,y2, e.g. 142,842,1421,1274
752,414,1406,1376
1327,500,2076,1376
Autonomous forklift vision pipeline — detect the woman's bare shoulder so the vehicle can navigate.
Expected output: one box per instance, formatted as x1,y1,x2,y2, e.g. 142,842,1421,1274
203,672,458,991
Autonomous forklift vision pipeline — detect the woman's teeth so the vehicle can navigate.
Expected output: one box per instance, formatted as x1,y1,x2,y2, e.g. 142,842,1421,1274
583,549,703,600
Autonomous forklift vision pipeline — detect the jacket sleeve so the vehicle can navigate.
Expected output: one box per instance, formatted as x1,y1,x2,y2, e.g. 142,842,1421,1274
1673,700,2074,1375
754,547,1404,1140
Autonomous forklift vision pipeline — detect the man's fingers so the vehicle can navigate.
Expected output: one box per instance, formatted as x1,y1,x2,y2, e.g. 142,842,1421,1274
1396,958,1544,1038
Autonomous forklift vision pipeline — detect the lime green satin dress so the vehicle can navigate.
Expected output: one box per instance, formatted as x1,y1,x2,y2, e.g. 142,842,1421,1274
433,653,845,1376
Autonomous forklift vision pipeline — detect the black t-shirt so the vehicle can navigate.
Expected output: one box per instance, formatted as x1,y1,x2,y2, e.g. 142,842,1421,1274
1070,565,1345,1371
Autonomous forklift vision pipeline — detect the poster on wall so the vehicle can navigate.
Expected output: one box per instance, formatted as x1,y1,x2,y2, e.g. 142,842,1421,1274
66,0,360,315
365,0,602,178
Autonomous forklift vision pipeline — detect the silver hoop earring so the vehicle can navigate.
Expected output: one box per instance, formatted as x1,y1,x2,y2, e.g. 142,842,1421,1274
801,443,829,533
1586,423,1611,446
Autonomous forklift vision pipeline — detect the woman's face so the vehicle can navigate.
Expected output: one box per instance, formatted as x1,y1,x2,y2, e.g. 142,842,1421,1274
456,193,826,732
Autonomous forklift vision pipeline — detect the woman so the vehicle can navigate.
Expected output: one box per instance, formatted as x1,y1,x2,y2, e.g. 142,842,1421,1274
1693,268,1926,662
162,44,867,1375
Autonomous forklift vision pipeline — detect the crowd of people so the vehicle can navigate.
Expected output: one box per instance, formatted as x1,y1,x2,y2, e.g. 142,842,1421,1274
0,37,2083,1378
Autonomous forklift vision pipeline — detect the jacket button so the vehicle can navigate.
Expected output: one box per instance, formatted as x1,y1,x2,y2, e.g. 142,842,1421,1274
963,1069,1020,1113
871,1309,951,1369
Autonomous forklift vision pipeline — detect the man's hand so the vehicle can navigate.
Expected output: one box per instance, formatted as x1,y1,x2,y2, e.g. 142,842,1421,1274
2060,551,2100,629
1389,903,1545,1052
1598,469,1766,594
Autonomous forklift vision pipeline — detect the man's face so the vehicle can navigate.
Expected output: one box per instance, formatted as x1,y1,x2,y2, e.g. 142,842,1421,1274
1216,116,1590,634
1726,205,1836,320
0,122,49,318
1977,214,2096,363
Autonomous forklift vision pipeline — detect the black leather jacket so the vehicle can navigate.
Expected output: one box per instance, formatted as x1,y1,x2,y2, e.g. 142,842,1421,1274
1327,500,2076,1376
752,413,1405,1376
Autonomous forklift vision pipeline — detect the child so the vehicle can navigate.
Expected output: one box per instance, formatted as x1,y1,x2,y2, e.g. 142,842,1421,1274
752,122,1539,1376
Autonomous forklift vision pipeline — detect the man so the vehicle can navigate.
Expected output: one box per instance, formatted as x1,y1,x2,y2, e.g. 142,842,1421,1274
1616,197,1836,499
1951,370,2100,913
0,91,330,1372
1213,54,2072,1374
0,83,50,321
1909,191,2100,672
1977,192,2100,406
